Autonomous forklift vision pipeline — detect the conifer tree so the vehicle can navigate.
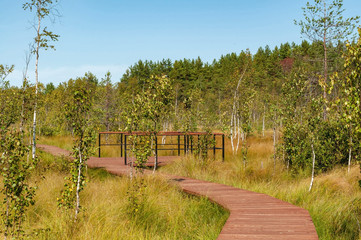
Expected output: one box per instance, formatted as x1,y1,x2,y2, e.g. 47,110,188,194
295,0,359,119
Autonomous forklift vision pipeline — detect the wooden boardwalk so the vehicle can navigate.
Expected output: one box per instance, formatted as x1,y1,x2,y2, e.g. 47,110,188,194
38,144,318,240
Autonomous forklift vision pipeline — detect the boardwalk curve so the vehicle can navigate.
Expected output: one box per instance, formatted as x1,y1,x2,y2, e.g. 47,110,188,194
38,144,318,240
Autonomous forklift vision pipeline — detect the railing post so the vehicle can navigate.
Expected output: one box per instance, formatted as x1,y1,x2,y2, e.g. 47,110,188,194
184,134,187,155
98,133,101,158
222,134,225,162
197,135,199,152
190,135,193,153
213,134,216,158
120,133,123,157
124,134,127,165
155,135,158,166
187,135,190,153
178,135,180,156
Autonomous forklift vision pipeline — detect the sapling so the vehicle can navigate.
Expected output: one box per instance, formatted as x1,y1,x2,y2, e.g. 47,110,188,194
58,77,95,220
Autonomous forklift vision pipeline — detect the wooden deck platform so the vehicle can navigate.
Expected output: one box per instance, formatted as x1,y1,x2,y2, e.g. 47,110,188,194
38,144,318,240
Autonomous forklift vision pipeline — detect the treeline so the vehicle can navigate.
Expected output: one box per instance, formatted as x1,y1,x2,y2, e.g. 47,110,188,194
1,35,361,177
36,40,344,133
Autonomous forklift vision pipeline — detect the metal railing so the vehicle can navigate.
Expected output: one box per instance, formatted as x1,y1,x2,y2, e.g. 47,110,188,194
98,131,225,165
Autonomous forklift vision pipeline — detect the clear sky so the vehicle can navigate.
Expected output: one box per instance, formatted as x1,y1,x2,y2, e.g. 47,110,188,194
1,0,360,86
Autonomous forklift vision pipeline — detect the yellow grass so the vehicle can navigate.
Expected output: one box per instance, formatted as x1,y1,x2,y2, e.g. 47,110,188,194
0,150,228,239
160,131,361,240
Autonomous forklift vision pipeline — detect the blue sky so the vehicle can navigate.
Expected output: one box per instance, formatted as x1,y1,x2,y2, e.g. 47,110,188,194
1,0,360,86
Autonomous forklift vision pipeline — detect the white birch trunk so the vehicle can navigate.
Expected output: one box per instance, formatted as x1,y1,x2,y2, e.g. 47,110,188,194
230,61,249,155
32,7,41,160
230,112,235,153
75,145,83,220
235,117,240,153
162,122,167,145
151,136,157,174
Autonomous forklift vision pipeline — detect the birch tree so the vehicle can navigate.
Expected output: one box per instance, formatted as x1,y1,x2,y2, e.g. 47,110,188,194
23,0,59,160
135,77,173,171
341,28,361,174
58,77,95,221
0,66,37,238
230,52,251,155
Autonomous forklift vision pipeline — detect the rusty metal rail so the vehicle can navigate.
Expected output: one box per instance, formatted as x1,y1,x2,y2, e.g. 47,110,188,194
98,131,225,164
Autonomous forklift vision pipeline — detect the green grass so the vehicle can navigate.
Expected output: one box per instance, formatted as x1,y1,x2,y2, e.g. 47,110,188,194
1,150,228,240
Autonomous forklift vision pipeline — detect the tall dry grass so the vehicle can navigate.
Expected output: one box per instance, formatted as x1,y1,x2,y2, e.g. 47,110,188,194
160,131,361,240
0,151,228,239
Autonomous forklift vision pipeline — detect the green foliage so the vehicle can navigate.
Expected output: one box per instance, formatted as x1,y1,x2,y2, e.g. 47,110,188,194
122,76,174,221
0,130,37,238
0,64,14,88
126,177,147,217
342,28,361,184
58,77,96,219
284,116,349,173
94,72,117,132
342,28,361,146
0,88,21,134
194,131,215,163
124,76,173,170
281,62,349,174
0,65,20,134
179,88,203,132
0,64,38,238
37,83,68,136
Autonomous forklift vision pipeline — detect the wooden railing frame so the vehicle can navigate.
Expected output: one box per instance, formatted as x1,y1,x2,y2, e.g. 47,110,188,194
98,131,225,165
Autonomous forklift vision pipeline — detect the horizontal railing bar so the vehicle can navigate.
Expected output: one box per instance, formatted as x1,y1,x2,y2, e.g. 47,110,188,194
100,144,223,150
123,148,222,151
99,144,122,146
99,131,224,136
